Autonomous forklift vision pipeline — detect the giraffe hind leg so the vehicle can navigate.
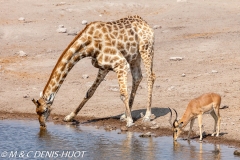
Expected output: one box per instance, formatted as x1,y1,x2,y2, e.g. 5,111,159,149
64,69,109,122
114,61,134,127
139,42,155,122
120,56,142,121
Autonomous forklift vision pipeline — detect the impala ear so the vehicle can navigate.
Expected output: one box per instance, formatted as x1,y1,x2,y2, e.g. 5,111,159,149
173,120,178,128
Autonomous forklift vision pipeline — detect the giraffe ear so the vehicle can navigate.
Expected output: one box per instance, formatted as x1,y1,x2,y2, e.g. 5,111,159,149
40,91,43,97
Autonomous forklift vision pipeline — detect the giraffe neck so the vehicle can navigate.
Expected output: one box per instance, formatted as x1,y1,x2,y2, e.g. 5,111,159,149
42,26,92,102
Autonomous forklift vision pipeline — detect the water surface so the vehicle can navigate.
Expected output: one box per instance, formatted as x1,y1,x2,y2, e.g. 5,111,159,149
0,120,238,160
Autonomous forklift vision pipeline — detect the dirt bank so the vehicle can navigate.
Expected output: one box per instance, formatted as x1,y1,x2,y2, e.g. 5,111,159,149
0,0,240,149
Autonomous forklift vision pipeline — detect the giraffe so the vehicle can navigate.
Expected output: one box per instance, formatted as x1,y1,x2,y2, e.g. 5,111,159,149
32,15,156,128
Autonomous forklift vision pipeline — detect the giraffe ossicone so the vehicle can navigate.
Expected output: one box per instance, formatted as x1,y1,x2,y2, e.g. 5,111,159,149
32,15,156,128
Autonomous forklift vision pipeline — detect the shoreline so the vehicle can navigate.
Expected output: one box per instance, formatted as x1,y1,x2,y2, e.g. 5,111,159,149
1,111,240,149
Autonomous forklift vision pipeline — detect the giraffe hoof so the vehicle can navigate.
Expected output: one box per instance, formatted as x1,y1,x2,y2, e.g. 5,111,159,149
120,114,127,121
126,122,134,127
63,112,75,122
142,116,150,122
63,116,73,122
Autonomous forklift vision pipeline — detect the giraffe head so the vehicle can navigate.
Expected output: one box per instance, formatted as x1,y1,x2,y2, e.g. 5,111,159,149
32,92,54,128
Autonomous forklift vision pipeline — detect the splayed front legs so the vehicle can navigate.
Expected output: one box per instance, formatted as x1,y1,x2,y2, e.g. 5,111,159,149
64,69,109,122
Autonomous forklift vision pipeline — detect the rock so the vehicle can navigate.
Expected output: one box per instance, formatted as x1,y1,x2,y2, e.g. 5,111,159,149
18,51,27,57
169,57,183,61
82,74,89,79
177,0,187,2
139,132,152,138
143,127,147,130
18,17,25,21
120,126,128,131
181,73,186,77
153,25,162,29
162,30,170,33
59,2,66,5
56,2,66,6
67,30,78,36
150,125,160,129
167,86,175,91
58,24,64,28
52,116,59,120
56,28,67,33
82,20,88,25
23,95,29,98
212,70,218,73
234,150,240,156
151,121,157,125
150,114,156,120
104,125,112,131
109,85,119,92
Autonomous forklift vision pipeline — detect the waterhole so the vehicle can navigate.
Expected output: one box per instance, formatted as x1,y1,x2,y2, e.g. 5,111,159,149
0,120,238,160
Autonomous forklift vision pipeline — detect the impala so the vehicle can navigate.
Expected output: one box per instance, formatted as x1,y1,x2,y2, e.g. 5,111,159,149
169,93,221,141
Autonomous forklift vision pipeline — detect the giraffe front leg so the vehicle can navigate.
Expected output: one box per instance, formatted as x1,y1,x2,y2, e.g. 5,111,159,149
63,69,109,122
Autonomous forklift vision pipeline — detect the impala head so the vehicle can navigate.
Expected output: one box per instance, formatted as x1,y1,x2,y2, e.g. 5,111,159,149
169,108,184,141
32,92,54,128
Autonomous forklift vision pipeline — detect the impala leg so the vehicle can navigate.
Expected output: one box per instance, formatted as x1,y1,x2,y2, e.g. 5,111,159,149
215,106,221,137
198,114,203,141
210,110,218,136
187,119,195,140
64,69,109,122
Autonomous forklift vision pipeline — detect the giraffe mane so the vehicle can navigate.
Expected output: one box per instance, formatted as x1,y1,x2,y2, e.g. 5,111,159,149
43,22,95,94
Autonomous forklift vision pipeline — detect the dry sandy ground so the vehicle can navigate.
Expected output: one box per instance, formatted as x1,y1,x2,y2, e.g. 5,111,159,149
1,0,240,148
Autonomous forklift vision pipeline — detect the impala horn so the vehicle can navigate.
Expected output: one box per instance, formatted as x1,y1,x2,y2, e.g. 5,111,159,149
172,108,178,122
168,107,173,127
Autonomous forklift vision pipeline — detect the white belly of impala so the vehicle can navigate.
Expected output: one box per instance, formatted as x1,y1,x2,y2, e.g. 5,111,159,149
202,103,214,114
